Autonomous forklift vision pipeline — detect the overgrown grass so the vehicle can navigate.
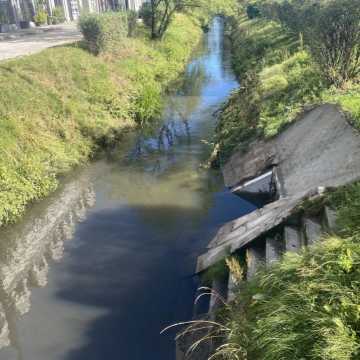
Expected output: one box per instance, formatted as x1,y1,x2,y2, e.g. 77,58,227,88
229,15,299,76
259,50,324,137
323,84,360,130
204,182,360,360
0,13,203,226
205,10,360,359
222,235,360,360
215,14,360,163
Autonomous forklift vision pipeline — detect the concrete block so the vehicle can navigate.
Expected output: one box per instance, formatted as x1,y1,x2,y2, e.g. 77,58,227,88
227,272,237,302
304,218,322,245
266,236,282,265
246,247,263,280
209,279,227,318
324,206,338,232
284,226,302,253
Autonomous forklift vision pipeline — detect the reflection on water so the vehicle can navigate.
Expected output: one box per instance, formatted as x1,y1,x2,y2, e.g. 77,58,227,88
0,175,96,355
0,17,255,360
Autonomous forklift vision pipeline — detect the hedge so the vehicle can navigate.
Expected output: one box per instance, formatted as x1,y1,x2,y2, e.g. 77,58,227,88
79,12,128,55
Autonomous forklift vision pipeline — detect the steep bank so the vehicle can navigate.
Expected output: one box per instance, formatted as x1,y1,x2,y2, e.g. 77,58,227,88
186,5,360,360
0,13,202,226
214,14,360,164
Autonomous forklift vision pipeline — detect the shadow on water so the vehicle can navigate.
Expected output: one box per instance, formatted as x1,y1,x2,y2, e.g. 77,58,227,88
0,17,256,360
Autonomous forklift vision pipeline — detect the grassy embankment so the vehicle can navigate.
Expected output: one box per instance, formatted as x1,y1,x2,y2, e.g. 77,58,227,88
215,15,360,162
203,3,360,360
0,13,203,227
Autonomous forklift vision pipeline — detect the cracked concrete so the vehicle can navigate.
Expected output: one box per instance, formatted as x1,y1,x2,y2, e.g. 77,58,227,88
224,104,360,195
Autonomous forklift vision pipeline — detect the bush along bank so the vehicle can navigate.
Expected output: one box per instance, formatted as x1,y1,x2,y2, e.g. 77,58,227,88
213,0,360,165
192,2,360,359
0,12,203,227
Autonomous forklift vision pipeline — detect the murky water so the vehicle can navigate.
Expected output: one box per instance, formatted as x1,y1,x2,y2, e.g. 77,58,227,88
0,18,256,360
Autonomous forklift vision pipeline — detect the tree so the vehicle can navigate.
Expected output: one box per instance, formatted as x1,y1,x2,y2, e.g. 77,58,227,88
145,0,200,39
139,0,239,40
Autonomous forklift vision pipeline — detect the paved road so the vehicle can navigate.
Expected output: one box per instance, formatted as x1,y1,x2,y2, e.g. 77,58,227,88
0,24,82,61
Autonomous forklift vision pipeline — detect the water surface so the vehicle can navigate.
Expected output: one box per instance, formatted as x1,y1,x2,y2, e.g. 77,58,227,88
0,18,256,360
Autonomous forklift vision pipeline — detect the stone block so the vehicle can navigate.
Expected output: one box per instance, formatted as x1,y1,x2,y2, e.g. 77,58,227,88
246,247,263,280
209,279,227,318
266,236,282,265
324,206,338,232
227,273,237,302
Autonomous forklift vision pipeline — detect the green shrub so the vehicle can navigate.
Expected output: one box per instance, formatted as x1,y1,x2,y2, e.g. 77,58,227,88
49,6,65,24
257,0,360,87
34,10,48,26
79,12,128,55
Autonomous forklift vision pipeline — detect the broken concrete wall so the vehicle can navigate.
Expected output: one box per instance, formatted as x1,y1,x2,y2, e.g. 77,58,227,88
224,104,360,196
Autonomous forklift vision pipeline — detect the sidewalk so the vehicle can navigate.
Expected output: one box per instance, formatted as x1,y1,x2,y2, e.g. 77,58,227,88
0,23,82,61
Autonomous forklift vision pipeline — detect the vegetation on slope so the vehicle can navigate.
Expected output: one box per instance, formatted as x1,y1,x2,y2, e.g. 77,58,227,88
0,12,203,226
197,2,360,359
214,0,360,164
201,183,360,360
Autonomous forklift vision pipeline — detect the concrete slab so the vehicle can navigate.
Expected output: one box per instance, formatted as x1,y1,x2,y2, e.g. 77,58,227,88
224,105,360,195
324,206,338,232
197,104,360,273
209,279,228,319
266,235,282,265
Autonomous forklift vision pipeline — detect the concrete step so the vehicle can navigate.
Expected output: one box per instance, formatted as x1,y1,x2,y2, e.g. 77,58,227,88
208,279,227,319
284,226,303,253
266,235,282,265
303,217,323,245
246,247,264,280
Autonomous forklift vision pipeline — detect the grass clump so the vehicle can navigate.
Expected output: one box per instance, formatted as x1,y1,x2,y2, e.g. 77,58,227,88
220,235,360,360
0,13,203,226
